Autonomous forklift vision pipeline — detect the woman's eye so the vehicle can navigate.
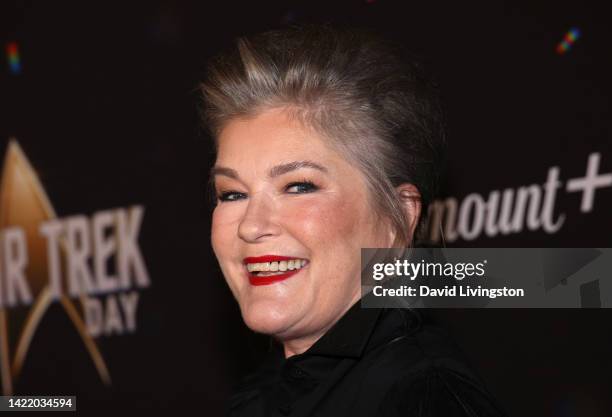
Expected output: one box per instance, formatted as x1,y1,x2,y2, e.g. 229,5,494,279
286,181,318,194
217,191,246,202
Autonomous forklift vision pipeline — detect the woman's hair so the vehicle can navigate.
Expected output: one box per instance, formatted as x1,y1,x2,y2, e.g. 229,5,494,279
200,24,446,246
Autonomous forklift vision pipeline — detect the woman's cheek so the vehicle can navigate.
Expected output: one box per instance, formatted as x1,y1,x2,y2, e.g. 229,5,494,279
211,209,241,288
212,203,244,226
286,193,356,238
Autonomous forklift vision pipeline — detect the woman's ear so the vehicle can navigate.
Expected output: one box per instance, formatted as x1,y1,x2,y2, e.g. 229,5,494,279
396,183,422,244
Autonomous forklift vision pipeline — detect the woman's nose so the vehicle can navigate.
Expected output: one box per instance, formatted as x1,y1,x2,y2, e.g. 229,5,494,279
237,193,281,243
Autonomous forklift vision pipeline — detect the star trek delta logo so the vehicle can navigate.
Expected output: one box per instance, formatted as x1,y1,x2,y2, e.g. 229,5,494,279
0,139,150,395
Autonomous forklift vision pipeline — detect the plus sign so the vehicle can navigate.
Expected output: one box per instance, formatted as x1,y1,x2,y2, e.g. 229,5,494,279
566,152,612,212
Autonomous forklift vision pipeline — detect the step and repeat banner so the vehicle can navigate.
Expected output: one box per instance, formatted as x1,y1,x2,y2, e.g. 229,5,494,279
1,1,610,416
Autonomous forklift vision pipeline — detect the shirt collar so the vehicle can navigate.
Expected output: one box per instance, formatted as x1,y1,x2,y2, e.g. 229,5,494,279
271,291,419,360
239,295,421,397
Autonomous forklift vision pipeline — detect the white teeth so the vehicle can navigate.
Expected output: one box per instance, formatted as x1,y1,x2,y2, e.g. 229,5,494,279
246,259,307,273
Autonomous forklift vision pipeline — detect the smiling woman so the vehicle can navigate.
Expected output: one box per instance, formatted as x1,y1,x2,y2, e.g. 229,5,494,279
201,24,507,417
211,107,395,355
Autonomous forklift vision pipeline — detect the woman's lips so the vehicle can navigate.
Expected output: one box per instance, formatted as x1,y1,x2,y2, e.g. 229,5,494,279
243,255,299,264
243,255,308,286
246,268,305,286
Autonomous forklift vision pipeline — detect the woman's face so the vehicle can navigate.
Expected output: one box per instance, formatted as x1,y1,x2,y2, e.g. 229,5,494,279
211,107,393,347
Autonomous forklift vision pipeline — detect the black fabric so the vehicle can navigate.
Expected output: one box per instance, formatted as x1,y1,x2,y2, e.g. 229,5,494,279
228,298,508,417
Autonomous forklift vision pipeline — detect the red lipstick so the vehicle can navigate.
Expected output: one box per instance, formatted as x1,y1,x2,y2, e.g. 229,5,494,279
243,255,308,286
243,255,297,264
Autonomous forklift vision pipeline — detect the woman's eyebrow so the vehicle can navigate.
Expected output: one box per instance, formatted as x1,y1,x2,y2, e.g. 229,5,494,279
268,160,328,178
211,160,328,180
210,166,239,180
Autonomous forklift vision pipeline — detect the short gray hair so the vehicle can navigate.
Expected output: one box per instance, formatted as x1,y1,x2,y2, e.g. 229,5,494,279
200,24,446,246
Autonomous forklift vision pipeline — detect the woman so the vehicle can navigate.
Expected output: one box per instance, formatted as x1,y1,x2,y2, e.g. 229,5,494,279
202,25,507,417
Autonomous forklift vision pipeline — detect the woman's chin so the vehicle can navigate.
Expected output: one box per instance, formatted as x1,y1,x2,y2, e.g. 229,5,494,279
240,298,302,336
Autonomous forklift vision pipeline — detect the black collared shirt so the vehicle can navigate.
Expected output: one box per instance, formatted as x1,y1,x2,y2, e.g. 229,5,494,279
229,299,507,417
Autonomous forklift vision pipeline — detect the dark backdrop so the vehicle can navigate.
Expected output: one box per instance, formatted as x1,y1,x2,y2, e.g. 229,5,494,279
1,1,610,416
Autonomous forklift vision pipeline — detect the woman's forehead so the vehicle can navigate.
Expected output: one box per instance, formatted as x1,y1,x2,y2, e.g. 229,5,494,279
217,110,318,149
215,112,347,170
